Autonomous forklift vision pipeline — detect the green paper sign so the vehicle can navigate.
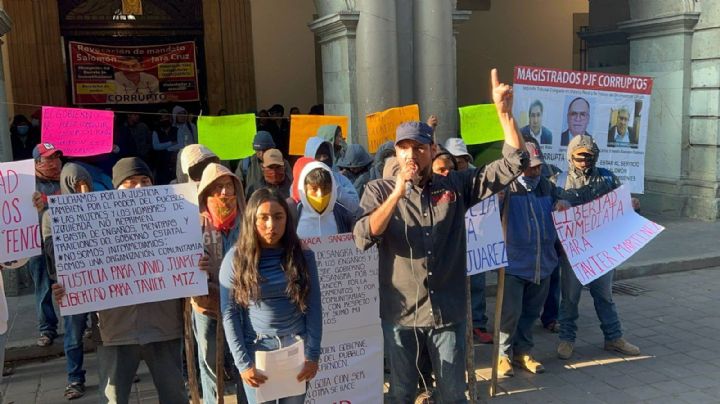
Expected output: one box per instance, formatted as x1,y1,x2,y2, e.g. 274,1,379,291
198,114,257,160
459,104,504,145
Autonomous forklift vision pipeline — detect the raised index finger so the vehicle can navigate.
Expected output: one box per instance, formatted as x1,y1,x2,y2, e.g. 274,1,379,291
491,68,500,88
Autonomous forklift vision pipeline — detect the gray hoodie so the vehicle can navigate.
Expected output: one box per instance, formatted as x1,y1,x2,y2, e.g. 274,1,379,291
304,136,360,213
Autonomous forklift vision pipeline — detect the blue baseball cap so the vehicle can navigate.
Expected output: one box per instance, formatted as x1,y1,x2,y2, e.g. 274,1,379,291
395,121,434,145
253,131,276,151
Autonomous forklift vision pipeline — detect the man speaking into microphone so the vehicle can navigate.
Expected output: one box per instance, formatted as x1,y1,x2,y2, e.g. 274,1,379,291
354,69,528,403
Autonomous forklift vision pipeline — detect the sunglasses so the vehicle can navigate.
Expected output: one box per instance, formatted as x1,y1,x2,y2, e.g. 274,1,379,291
571,153,594,163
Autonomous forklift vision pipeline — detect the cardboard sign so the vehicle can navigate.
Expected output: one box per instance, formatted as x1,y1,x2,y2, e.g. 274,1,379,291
465,195,507,275
41,106,114,157
459,104,504,145
302,234,382,404
0,159,41,263
513,66,653,192
305,327,383,404
48,183,207,315
366,104,420,153
553,185,664,285
303,234,379,334
289,115,348,156
198,114,257,160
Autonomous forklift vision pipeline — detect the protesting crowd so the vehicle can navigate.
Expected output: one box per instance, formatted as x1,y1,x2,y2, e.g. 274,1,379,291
2,69,646,404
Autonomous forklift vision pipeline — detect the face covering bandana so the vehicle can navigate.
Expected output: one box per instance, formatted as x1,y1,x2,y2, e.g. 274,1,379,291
518,175,541,191
206,196,238,232
16,125,29,136
35,159,61,181
307,193,331,213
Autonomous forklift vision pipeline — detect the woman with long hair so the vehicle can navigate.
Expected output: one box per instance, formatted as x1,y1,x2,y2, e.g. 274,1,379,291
219,188,322,403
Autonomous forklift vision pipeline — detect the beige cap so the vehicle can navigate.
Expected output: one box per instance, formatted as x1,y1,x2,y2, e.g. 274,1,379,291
262,149,285,167
180,144,216,174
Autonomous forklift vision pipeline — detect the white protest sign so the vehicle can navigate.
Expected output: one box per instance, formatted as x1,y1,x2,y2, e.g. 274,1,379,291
0,159,41,263
465,195,507,276
303,233,379,334
48,183,207,315
553,185,664,285
513,66,653,193
305,326,383,404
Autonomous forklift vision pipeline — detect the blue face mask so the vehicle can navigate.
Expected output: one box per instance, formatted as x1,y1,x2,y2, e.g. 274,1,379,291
16,125,29,135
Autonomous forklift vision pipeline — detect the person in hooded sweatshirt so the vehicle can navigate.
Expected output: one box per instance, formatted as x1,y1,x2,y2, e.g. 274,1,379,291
173,105,198,147
303,136,359,214
556,135,641,361
42,163,94,400
192,163,247,404
294,161,355,238
337,144,373,199
10,114,40,160
368,141,396,182
177,144,220,184
316,124,347,165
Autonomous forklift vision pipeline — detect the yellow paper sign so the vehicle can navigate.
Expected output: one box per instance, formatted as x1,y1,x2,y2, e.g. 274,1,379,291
459,104,504,145
366,104,420,153
289,115,348,156
198,114,257,160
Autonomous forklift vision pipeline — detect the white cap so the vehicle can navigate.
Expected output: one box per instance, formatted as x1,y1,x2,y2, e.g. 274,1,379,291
444,138,471,158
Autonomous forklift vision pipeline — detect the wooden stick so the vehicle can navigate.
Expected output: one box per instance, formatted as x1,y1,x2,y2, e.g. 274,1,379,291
489,268,505,398
215,312,225,404
184,299,201,404
466,277,476,403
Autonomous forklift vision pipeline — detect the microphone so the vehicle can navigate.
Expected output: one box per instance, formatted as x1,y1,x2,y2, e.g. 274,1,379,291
405,180,413,198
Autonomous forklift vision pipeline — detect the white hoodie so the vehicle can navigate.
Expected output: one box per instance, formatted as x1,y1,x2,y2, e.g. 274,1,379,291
296,161,339,238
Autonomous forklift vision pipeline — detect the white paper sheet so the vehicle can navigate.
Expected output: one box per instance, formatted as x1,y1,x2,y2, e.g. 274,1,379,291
255,339,306,402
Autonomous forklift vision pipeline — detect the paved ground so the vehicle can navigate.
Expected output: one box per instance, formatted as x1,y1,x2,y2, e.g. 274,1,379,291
3,267,720,403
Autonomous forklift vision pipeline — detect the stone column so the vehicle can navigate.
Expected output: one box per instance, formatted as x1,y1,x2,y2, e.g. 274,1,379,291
309,11,361,144
354,0,400,147
413,0,457,143
0,10,12,163
618,1,699,217
687,0,720,219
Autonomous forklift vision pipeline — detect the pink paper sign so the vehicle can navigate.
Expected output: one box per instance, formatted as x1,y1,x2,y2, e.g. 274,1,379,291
41,106,114,157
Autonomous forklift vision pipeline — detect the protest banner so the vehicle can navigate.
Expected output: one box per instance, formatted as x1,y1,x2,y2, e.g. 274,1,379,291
198,114,257,160
513,66,653,192
41,107,114,157
302,233,379,333
305,326,383,404
48,183,207,315
459,104,504,145
289,115,348,156
465,195,507,276
69,41,199,105
366,104,420,153
302,234,382,404
552,185,664,285
0,159,41,263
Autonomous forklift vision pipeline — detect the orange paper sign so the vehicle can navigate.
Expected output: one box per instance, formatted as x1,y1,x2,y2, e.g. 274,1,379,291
366,105,420,153
289,115,349,156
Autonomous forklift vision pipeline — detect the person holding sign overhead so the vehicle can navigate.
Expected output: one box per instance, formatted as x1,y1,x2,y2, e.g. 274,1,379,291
557,135,641,360
220,188,322,404
192,163,247,404
354,69,528,403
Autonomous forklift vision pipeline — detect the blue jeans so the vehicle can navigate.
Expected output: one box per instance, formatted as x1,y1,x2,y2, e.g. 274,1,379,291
63,314,87,384
242,334,307,404
382,321,467,404
558,263,622,342
541,264,561,327
193,311,244,404
498,275,550,358
97,339,187,404
470,273,488,330
28,255,57,337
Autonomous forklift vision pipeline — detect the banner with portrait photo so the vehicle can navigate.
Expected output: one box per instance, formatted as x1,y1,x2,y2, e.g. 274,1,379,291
512,66,653,193
69,41,200,105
